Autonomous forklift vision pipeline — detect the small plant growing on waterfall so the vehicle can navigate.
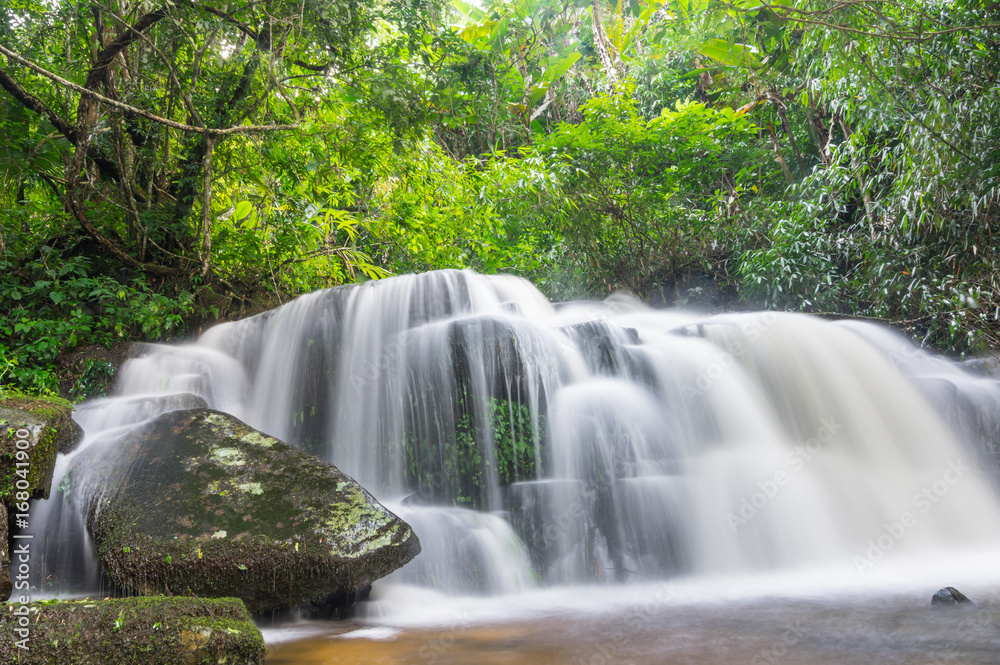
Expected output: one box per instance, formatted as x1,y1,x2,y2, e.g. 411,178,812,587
404,396,545,508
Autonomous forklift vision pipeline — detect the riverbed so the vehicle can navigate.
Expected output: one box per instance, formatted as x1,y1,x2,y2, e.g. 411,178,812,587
265,558,1000,664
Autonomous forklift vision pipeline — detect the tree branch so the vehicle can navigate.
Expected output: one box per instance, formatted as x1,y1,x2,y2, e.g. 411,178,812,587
36,171,180,276
0,65,78,142
0,63,128,182
0,44,297,137
199,135,216,278
199,4,263,44
84,9,169,91
719,1,1000,42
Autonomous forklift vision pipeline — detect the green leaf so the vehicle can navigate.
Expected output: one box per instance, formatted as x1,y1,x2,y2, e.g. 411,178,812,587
696,39,759,69
542,52,583,83
234,200,254,220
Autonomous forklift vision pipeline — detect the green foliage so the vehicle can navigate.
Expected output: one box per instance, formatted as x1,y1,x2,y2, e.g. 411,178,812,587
1,0,999,379
0,253,193,395
490,397,543,486
481,90,760,296
405,396,544,508
70,359,116,401
728,0,1000,350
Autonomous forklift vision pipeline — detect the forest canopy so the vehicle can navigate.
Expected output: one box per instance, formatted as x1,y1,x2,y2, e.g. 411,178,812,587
1,0,999,393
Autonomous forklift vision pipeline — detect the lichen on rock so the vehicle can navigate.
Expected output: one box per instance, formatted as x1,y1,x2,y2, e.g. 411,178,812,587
69,408,420,612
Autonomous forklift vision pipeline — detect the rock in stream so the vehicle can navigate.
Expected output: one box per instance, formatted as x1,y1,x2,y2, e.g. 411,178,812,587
68,408,420,612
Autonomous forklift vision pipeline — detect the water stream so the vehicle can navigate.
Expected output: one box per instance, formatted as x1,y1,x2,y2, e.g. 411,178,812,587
29,269,1000,661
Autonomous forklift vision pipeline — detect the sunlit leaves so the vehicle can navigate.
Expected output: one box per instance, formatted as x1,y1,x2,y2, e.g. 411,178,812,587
696,39,759,68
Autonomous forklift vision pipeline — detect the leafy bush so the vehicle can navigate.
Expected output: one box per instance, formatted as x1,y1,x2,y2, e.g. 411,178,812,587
0,253,193,395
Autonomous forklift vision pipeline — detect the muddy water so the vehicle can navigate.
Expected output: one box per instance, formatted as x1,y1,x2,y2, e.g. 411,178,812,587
265,583,1000,665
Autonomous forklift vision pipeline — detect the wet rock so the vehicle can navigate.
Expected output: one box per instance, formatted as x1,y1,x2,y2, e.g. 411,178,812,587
911,377,1000,474
560,319,649,379
1,396,84,503
70,408,420,612
403,315,560,508
958,355,1000,378
931,586,974,608
505,480,591,582
72,392,210,432
0,502,8,601
0,597,264,664
123,392,210,413
1,395,85,601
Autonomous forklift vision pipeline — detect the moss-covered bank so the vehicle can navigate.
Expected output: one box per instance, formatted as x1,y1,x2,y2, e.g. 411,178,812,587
0,596,264,664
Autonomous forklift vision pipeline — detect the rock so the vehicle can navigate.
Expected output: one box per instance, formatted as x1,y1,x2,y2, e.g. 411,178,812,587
931,586,974,608
958,354,1000,378
72,392,209,434
0,502,8,601
560,320,648,378
0,596,264,664
0,396,84,504
69,409,420,612
0,395,84,602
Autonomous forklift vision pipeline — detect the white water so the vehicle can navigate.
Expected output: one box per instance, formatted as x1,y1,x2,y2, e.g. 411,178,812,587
31,269,1000,622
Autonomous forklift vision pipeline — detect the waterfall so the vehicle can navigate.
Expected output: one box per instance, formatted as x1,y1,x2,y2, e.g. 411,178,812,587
34,269,1000,600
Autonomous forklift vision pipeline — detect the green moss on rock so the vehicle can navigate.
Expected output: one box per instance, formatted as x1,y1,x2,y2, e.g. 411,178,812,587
0,502,9,601
70,409,420,612
0,398,84,506
0,596,264,664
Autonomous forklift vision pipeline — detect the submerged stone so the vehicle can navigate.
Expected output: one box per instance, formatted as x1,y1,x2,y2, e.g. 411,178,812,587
69,408,420,612
0,596,264,664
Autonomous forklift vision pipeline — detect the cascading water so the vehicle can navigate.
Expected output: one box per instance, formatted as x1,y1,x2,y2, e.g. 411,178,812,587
32,270,1000,617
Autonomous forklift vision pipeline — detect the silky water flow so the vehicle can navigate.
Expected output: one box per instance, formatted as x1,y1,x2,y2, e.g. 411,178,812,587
26,269,1000,663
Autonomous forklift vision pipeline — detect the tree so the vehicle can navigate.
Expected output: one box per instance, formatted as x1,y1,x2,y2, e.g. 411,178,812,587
0,0,434,281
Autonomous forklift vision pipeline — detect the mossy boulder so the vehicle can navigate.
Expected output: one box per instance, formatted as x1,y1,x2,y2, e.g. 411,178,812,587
69,409,420,612
0,396,84,505
0,396,84,602
0,503,8,601
0,596,264,664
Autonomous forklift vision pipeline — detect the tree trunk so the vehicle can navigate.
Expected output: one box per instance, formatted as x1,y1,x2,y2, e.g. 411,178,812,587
767,122,794,184
200,136,217,279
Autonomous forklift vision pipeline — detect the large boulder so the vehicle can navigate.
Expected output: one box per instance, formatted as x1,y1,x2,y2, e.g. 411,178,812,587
1,395,84,601
0,597,264,664
68,409,420,612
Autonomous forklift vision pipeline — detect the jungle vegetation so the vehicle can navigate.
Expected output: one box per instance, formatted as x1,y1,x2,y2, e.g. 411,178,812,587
1,0,998,394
